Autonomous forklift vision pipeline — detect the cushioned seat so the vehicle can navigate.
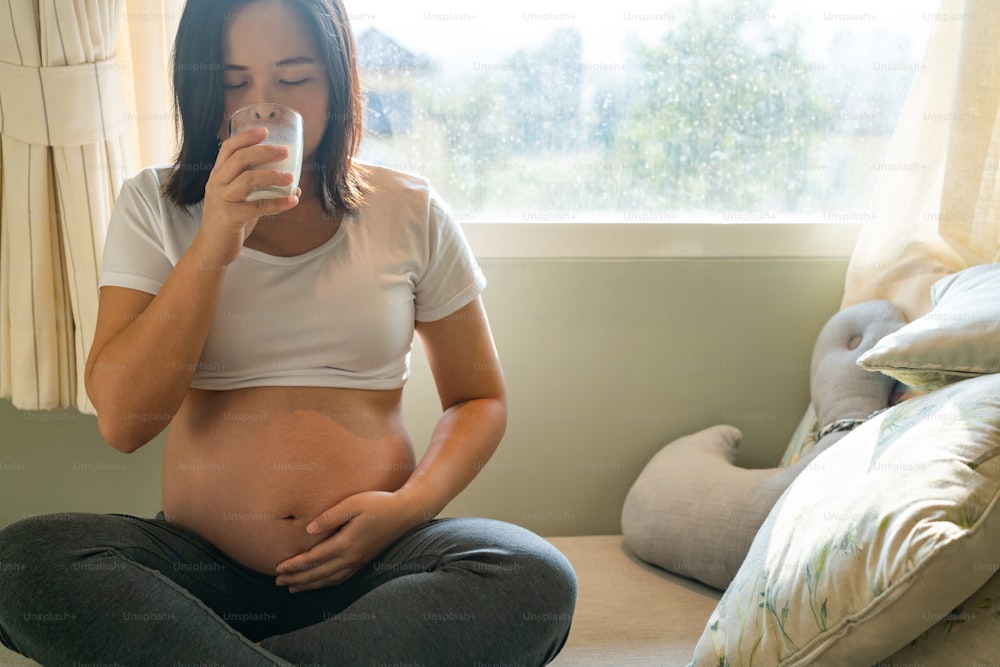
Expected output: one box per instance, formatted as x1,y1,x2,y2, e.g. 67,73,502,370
0,644,37,665
547,535,720,666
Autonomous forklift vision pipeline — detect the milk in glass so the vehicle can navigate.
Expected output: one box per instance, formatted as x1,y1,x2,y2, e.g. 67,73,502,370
229,103,304,201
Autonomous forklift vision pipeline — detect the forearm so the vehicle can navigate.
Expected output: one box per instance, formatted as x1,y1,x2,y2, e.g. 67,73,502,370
397,397,507,523
86,248,227,450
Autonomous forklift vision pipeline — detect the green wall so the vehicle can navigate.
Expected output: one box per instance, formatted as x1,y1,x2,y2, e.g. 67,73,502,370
1,258,848,537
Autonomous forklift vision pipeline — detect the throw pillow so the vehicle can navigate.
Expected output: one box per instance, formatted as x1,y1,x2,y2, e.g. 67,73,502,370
858,263,1000,390
621,424,790,591
691,372,1000,666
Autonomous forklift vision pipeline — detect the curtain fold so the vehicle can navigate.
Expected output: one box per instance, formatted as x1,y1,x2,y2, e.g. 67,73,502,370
939,5,1000,262
116,0,181,170
1,0,131,413
842,0,1000,319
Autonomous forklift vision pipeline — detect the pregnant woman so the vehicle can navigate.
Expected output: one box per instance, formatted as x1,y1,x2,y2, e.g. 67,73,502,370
0,1,576,664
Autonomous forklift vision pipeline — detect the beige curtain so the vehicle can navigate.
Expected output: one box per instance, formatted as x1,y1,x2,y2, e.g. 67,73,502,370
842,0,1000,320
0,0,179,414
1,0,132,413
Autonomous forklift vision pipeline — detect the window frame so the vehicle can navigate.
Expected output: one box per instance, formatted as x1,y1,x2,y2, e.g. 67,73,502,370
461,220,861,259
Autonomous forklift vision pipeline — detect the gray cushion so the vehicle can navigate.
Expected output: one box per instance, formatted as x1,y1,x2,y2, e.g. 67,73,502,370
620,301,907,590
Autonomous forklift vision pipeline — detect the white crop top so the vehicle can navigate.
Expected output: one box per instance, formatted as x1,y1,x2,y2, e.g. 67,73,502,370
99,164,486,391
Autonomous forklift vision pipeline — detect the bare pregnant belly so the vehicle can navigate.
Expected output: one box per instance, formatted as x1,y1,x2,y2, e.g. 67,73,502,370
161,387,415,575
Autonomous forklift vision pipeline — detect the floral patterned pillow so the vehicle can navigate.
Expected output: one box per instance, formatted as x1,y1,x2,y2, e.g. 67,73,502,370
691,372,1000,666
877,567,1000,666
778,403,818,467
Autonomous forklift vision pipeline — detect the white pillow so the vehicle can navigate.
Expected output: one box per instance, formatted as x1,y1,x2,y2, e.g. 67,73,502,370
690,372,1000,666
858,263,1000,390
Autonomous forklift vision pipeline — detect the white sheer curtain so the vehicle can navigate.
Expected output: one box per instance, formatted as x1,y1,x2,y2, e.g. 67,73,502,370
0,0,179,414
115,0,181,171
842,0,1000,319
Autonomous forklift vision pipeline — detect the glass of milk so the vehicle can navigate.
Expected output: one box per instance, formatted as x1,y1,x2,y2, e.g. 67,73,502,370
228,103,303,201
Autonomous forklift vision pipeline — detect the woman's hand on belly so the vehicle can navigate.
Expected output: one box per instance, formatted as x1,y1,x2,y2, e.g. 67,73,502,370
273,489,427,592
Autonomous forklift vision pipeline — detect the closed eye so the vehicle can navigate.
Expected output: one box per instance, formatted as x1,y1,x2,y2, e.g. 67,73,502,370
223,82,248,90
281,78,311,86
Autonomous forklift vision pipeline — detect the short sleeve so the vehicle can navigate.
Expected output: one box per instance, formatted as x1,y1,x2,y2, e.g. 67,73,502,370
99,171,174,295
414,193,487,322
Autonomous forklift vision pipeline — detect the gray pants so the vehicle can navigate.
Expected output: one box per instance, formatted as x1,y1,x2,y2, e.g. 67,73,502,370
0,512,576,666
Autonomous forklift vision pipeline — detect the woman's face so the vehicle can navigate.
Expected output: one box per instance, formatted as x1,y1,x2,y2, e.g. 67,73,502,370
221,0,331,162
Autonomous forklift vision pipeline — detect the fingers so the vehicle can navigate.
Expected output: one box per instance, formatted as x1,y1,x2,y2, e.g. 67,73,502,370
211,128,296,207
218,192,298,226
275,511,362,586
216,126,267,164
272,493,405,593
307,505,359,535
245,193,300,217
279,564,357,592
225,169,295,204
214,143,292,190
275,540,358,590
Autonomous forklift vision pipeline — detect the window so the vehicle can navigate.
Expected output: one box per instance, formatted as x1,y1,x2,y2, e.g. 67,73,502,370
352,0,939,223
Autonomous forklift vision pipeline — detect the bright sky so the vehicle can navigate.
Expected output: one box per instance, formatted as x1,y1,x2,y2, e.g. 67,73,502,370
350,0,943,71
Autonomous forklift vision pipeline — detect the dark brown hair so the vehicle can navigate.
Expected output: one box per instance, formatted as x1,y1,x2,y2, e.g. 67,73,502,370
162,0,368,215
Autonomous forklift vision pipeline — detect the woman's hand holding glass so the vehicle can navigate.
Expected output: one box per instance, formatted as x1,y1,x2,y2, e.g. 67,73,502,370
194,127,300,268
